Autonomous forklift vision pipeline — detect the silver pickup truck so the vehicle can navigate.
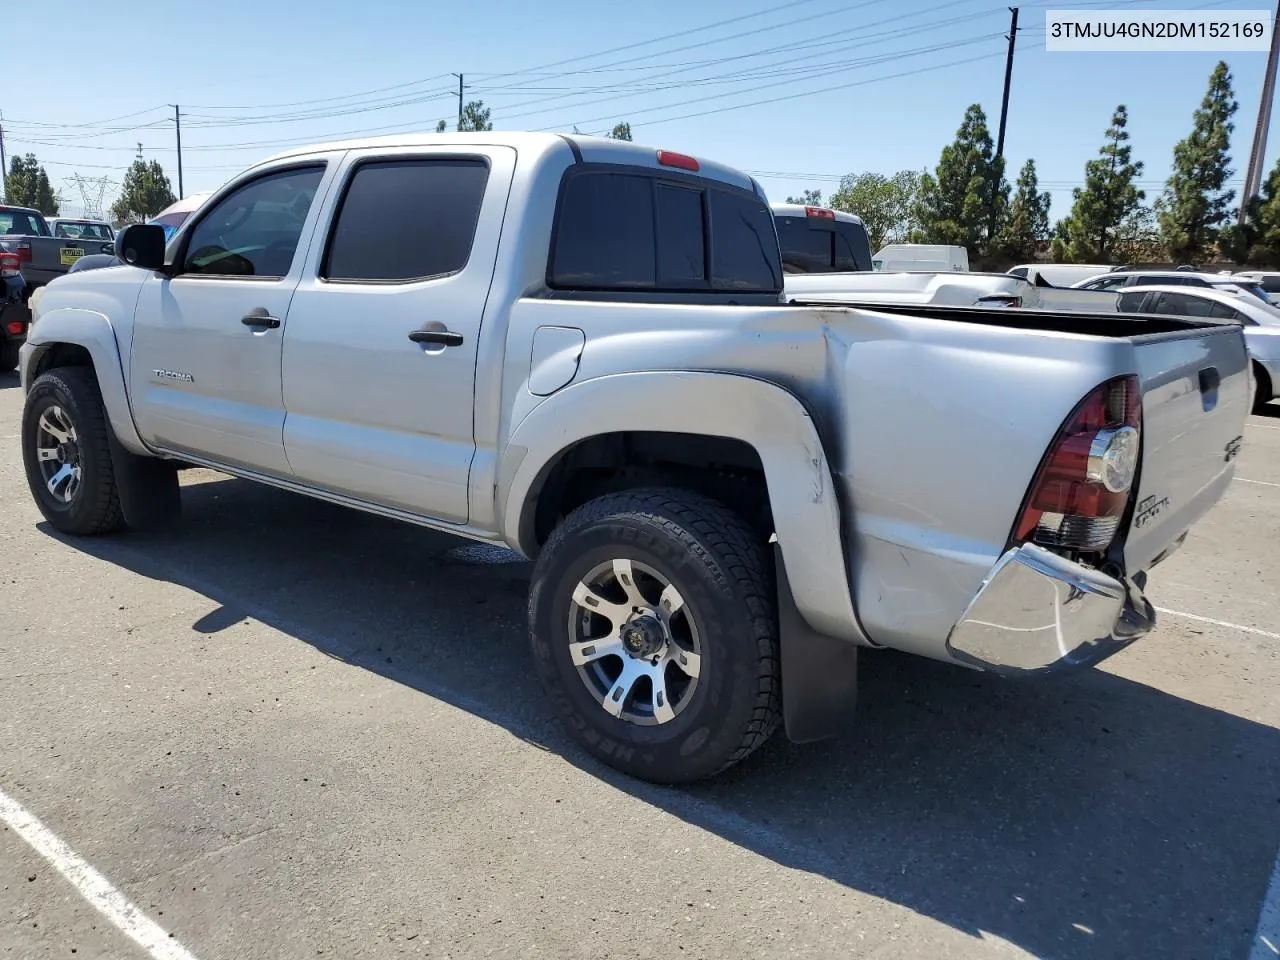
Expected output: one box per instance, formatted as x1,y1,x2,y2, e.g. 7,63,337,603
18,133,1250,783
0,205,116,289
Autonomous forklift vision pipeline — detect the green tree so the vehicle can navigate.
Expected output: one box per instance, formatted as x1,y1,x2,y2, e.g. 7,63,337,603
1222,157,1280,266
5,154,60,215
827,170,923,250
916,104,1007,255
457,100,492,132
436,120,448,133
608,122,632,141
1158,61,1239,263
1053,106,1145,263
992,159,1051,263
785,188,824,206
110,159,175,224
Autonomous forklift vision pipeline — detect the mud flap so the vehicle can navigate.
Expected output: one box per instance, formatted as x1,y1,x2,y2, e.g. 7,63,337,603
774,542,858,743
107,432,181,531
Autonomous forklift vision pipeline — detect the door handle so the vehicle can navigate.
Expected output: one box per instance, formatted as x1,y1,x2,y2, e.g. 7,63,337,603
242,309,281,329
408,328,464,347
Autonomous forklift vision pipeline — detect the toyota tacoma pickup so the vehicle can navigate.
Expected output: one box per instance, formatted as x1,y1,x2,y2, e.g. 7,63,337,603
18,133,1250,783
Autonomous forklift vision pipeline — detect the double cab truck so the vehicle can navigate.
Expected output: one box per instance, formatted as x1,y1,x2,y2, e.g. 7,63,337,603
0,204,116,290
19,133,1250,783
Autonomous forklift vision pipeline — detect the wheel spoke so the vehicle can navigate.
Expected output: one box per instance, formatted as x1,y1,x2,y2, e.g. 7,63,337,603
569,637,625,667
651,666,675,724
601,659,644,718
36,447,59,462
669,643,701,679
571,580,630,628
612,558,647,609
46,463,75,500
38,410,71,444
658,583,685,619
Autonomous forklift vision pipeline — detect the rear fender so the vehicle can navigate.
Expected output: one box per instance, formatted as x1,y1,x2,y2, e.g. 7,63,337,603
22,307,147,455
498,370,869,647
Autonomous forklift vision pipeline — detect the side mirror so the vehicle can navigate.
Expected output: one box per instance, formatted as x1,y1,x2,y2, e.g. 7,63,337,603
115,224,168,272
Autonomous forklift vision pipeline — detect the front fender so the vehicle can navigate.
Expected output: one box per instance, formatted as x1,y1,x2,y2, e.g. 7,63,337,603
498,371,868,645
21,307,147,455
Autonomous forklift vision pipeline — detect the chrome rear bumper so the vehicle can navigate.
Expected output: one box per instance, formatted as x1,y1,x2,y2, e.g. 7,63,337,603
946,543,1155,675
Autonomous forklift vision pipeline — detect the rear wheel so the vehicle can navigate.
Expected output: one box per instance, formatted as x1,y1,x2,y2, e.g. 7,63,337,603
21,367,125,535
1254,361,1273,413
528,487,780,783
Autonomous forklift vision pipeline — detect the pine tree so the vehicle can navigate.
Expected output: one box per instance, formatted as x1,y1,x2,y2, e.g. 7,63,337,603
1222,157,1280,267
608,122,632,141
1054,106,1145,262
110,159,175,224
1158,61,1238,263
993,159,1051,262
457,101,492,132
5,154,60,215
916,104,1008,255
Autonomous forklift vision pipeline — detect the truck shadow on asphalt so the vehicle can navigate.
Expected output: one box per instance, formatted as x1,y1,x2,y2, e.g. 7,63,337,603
0,371,19,390
49,474,1278,960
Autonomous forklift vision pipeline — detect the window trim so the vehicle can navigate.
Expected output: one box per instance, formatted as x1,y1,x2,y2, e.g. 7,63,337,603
545,161,783,296
171,161,328,283
317,152,493,286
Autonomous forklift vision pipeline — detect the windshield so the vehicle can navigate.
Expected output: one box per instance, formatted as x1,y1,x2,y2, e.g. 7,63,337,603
0,210,50,236
53,221,114,240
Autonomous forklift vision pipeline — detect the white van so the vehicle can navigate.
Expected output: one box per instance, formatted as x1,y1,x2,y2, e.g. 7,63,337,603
1008,263,1112,287
873,243,968,272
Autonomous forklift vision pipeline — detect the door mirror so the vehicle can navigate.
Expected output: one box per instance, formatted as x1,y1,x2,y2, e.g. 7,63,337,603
115,224,168,271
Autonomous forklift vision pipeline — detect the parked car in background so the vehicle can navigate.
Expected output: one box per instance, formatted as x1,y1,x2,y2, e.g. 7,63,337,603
65,192,216,276
1073,269,1275,305
1233,270,1280,304
1115,284,1280,411
1008,263,1113,286
0,248,29,371
47,218,115,242
0,205,115,288
873,242,968,272
772,203,873,273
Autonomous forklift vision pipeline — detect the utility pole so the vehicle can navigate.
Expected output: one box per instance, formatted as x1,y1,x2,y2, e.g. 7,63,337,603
172,104,184,198
996,7,1019,162
1238,0,1280,223
0,113,7,204
453,73,464,129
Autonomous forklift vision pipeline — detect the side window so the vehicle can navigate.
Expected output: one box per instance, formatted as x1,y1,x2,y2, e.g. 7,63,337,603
1152,292,1214,317
324,158,489,282
1117,291,1148,312
1260,276,1280,293
182,166,325,278
709,189,782,291
1208,301,1253,324
1095,276,1127,291
1007,266,1029,279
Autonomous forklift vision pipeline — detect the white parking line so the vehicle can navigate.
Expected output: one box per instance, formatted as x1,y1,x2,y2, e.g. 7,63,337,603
0,785,201,960
1238,478,1280,488
1250,847,1280,959
1155,607,1280,641
1249,422,1280,431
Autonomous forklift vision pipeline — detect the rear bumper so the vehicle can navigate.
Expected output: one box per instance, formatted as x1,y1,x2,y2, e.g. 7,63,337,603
945,543,1154,675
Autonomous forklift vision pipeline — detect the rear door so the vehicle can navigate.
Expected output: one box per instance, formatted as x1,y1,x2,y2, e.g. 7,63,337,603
281,146,516,524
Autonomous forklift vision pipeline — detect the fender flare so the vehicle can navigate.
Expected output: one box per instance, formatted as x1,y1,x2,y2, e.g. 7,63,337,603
498,370,868,646
24,307,148,455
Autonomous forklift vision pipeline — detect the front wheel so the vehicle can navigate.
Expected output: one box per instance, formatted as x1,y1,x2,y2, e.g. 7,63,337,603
21,367,125,535
528,488,780,783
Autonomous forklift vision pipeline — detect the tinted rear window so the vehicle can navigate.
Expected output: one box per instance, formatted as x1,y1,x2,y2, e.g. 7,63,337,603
324,158,489,282
549,167,781,293
776,215,871,273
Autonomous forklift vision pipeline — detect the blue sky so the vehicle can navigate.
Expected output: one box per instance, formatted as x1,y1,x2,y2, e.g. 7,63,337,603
2,0,1276,221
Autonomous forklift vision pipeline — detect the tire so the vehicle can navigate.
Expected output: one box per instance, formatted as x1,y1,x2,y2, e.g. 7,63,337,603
0,339,17,374
528,487,780,783
1253,362,1273,413
21,367,125,535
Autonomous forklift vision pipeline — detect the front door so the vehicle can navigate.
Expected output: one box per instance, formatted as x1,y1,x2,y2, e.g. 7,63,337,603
129,163,333,477
281,146,516,524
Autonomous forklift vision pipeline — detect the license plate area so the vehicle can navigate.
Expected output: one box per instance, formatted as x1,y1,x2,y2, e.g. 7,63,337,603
59,247,84,266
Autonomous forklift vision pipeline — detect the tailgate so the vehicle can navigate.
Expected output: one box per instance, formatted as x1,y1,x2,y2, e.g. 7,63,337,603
1123,325,1249,572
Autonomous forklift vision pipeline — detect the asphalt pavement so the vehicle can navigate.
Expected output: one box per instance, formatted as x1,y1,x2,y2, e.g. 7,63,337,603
1,367,1277,960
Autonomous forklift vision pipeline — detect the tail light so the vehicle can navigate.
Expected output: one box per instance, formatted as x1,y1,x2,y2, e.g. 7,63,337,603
1013,375,1142,553
805,206,836,220
6,319,25,335
15,241,32,264
0,252,19,278
657,150,700,172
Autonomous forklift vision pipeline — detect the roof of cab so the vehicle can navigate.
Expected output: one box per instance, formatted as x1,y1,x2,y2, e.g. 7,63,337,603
257,131,759,195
